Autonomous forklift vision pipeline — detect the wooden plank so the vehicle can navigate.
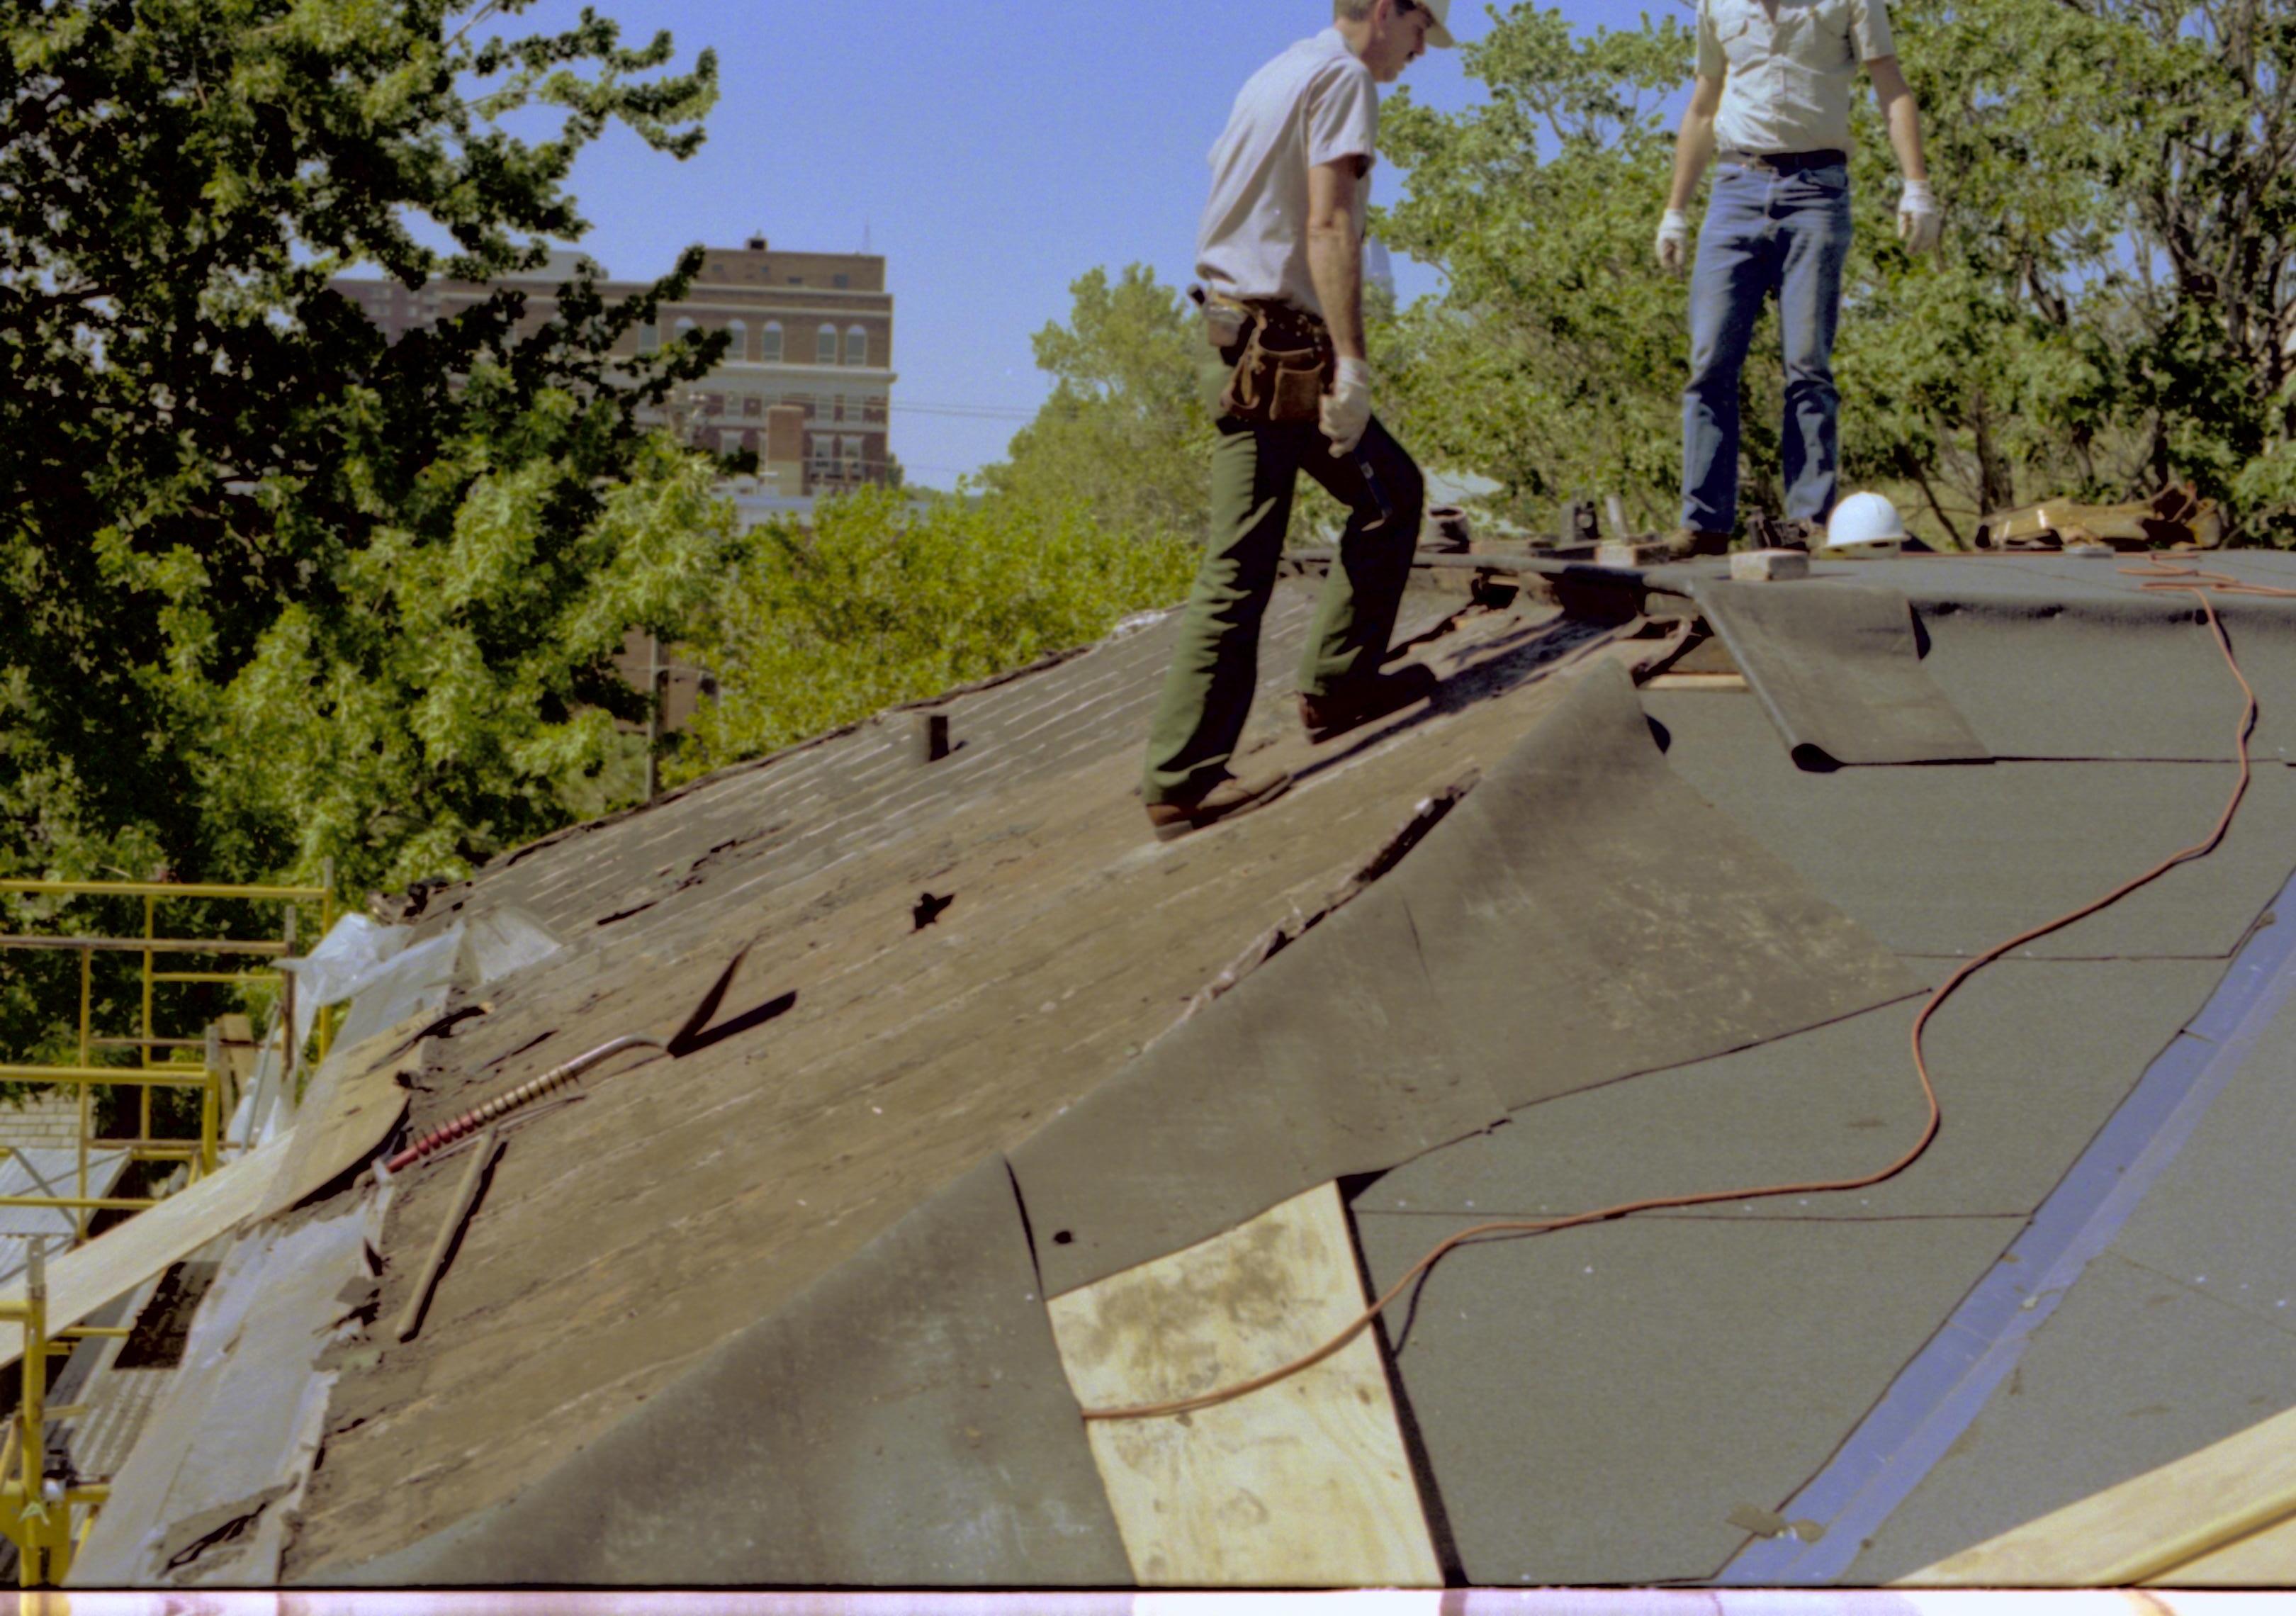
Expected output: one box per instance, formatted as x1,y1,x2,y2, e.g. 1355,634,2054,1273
2172,1510,2296,1584
0,1016,429,1374
1045,1181,1441,1588
252,1027,424,1221
1903,1398,2296,1586
1641,672,1750,690
0,1127,292,1372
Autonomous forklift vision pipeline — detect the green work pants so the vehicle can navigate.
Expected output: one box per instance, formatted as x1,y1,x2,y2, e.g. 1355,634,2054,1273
1142,412,1424,806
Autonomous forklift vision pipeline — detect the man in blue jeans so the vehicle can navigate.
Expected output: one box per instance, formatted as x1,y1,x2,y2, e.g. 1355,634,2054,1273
1655,0,1938,549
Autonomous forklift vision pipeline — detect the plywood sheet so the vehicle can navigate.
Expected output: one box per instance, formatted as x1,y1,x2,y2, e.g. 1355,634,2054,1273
1688,578,1988,764
1047,1182,1439,1588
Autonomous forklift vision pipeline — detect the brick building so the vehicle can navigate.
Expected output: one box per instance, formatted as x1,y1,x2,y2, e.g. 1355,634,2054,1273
334,237,897,497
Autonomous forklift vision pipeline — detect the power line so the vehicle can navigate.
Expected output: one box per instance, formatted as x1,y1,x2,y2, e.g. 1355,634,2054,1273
887,400,1036,422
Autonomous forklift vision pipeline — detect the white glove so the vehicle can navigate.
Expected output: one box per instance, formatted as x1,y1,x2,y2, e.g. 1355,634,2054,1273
1322,357,1373,456
1655,209,1691,276
1897,179,1942,256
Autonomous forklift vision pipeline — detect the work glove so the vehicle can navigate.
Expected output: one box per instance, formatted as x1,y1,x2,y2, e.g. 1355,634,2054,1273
1322,357,1373,457
1655,209,1692,276
1897,179,1942,256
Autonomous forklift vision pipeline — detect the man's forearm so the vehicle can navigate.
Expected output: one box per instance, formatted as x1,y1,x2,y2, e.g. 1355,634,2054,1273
1307,223,1367,361
1667,108,1718,212
1884,90,1928,182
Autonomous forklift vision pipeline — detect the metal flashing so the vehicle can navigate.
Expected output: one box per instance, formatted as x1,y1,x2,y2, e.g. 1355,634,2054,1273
1718,872,2296,1585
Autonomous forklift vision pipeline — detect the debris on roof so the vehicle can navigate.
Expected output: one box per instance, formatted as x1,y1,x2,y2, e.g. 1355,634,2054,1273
42,549,2296,1589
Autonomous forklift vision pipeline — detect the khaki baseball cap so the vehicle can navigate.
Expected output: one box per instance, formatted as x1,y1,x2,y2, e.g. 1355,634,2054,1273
1417,0,1456,46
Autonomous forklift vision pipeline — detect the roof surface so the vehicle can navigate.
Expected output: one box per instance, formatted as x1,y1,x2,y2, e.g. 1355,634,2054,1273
277,573,1627,1581
62,548,2296,1589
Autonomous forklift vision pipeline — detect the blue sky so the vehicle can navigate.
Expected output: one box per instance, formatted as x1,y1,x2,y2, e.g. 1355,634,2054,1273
503,1,1662,489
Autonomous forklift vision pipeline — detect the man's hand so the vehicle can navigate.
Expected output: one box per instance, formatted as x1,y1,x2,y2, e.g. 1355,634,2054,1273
1897,179,1942,256
1322,357,1373,456
1655,209,1692,276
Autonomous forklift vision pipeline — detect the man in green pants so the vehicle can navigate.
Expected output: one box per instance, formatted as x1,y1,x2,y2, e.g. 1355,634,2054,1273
1142,0,1453,842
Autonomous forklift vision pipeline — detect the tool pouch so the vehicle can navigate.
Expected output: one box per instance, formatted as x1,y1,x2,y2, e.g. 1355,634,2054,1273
1219,305,1332,425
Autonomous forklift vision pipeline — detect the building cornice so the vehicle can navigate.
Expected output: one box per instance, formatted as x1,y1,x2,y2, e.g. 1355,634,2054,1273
714,363,899,385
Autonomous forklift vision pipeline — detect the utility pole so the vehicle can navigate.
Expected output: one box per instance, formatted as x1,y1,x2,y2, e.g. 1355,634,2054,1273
644,632,665,804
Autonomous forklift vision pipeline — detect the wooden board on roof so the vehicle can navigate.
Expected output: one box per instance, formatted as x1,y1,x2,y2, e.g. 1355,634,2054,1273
1903,1398,2296,1586
252,1028,428,1221
0,1016,430,1373
0,1128,289,1373
1045,1179,1441,1588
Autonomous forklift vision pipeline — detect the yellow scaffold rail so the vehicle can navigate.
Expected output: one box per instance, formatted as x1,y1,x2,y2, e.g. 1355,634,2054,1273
0,865,335,1235
0,1247,109,1587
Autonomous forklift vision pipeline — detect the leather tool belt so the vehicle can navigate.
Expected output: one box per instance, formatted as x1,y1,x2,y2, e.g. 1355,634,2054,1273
1718,147,1848,174
1208,295,1333,425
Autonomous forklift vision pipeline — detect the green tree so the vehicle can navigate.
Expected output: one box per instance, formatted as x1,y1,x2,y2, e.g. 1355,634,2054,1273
0,0,741,1080
673,488,1196,778
0,0,731,902
1375,7,1704,533
1375,0,2296,545
978,264,1219,545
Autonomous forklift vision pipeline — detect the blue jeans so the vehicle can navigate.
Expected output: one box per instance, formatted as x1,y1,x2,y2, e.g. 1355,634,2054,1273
1680,161,1853,534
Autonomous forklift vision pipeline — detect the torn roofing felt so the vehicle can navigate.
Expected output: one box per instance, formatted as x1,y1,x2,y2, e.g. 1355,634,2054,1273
278,583,1606,1580
1650,550,2296,762
328,1155,1130,1588
107,552,2296,1590
1645,686,2296,958
1684,578,1989,765
303,644,1924,1589
1350,556,2296,1587
1011,661,1918,1298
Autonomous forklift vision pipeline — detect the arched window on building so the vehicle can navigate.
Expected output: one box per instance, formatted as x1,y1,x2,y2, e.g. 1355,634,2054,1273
637,322,659,353
844,325,869,366
726,320,748,361
761,321,783,362
816,324,839,364
673,316,697,345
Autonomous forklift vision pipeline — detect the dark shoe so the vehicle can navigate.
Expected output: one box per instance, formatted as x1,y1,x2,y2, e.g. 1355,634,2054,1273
1144,770,1293,842
1663,526,1734,557
1299,663,1439,743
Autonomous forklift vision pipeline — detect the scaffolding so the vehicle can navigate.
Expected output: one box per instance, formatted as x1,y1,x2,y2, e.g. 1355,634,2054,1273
0,873,334,1583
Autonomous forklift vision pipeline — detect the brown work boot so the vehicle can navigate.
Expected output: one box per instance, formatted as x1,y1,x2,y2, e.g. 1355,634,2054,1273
1144,770,1293,843
1663,526,1734,557
1299,662,1439,743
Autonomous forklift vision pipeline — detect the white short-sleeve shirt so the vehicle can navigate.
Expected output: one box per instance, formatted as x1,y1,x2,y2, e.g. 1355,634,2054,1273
1697,0,1896,155
1195,28,1380,319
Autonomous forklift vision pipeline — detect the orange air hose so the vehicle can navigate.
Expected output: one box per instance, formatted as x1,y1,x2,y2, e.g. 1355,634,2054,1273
1084,559,2292,1423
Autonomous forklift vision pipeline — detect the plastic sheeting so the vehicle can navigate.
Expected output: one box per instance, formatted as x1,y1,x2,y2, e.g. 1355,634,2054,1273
68,1185,390,1586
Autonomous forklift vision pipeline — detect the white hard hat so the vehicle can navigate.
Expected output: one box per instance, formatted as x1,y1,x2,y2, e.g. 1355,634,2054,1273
1825,492,1907,556
1415,0,1457,47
